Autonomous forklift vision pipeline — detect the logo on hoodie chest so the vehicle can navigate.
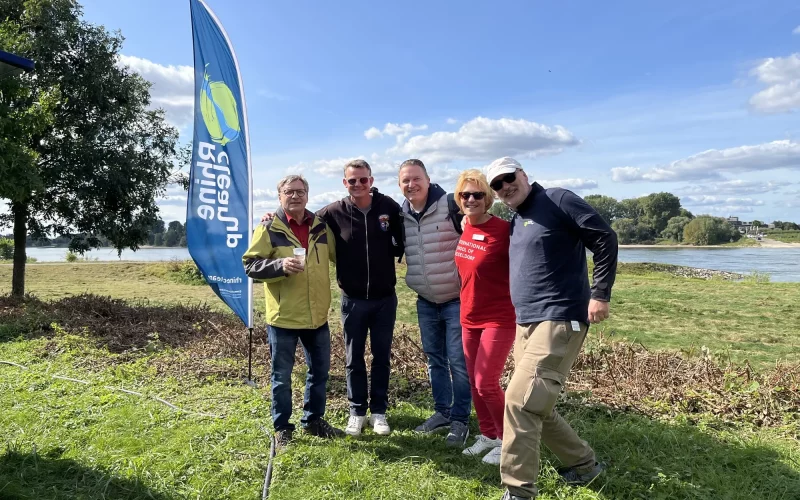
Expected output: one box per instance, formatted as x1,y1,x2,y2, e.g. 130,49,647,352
379,214,390,232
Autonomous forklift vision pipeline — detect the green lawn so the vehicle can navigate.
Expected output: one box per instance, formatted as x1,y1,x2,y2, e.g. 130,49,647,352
1,262,799,499
764,230,800,243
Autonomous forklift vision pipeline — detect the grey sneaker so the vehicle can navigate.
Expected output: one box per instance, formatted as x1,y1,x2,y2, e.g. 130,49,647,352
414,412,451,433
557,461,606,486
445,420,469,448
500,490,531,500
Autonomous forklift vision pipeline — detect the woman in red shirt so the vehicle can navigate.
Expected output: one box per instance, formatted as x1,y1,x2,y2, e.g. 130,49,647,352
453,169,516,465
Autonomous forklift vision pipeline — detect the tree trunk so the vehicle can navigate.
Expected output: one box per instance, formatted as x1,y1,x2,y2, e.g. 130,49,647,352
11,201,27,297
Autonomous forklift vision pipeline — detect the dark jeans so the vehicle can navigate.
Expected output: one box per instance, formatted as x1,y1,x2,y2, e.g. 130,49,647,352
341,293,397,416
416,297,471,423
268,323,331,431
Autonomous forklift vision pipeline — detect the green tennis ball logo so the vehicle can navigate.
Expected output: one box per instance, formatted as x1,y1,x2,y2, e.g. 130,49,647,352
200,67,241,146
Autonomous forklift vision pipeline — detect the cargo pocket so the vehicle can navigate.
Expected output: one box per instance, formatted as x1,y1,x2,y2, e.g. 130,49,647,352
521,368,565,417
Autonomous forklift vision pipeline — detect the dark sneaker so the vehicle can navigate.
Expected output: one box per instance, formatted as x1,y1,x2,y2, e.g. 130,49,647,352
500,490,531,500
445,420,470,448
274,429,293,449
557,461,606,486
414,412,451,433
304,418,344,439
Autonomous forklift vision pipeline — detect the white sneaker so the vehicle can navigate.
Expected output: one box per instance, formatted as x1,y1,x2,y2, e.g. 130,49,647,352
462,435,501,456
345,415,366,436
369,413,391,435
481,445,502,465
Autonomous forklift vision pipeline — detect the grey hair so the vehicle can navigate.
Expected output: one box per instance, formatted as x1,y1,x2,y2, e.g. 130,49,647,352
399,158,429,178
344,159,372,176
277,174,309,193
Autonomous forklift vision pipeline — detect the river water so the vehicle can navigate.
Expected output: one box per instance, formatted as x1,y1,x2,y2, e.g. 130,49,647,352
24,246,800,282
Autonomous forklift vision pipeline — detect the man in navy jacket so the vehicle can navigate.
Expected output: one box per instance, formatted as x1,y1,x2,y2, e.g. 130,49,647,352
487,157,618,500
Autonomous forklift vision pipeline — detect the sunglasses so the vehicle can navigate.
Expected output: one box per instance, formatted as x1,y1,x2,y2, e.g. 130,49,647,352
490,171,518,191
458,191,486,201
346,177,370,186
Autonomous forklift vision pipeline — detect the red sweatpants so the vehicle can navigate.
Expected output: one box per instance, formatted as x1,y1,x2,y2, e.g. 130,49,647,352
462,326,515,439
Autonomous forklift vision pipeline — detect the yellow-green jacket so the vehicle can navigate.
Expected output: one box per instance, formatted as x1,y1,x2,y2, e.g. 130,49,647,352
242,209,336,329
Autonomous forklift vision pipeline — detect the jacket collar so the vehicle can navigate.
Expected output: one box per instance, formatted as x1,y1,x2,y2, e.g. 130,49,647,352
515,182,544,213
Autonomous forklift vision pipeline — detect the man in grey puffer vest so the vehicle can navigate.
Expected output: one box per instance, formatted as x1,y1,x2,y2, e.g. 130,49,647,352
398,158,471,448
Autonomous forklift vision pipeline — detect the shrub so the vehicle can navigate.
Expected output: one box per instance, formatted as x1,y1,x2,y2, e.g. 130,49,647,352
0,238,13,260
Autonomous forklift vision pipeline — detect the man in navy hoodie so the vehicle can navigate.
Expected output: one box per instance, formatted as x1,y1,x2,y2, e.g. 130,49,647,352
319,160,405,436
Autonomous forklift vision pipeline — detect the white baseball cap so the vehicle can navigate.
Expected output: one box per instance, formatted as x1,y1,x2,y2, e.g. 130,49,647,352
486,157,523,183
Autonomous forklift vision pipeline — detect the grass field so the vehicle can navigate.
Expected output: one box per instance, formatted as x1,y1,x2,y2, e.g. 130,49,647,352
765,230,800,243
1,261,799,499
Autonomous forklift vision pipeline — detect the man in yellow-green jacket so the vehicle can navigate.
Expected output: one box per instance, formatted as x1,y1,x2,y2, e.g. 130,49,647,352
243,174,343,447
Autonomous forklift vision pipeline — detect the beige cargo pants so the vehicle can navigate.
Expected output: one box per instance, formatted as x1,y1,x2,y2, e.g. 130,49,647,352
500,320,595,498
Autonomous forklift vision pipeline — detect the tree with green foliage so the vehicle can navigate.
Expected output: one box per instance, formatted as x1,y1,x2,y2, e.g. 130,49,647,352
611,218,636,244
751,219,764,227
679,208,694,219
683,216,741,245
642,192,681,234
0,0,179,296
0,238,14,260
164,221,185,247
488,202,513,222
661,216,692,242
584,194,621,225
771,221,799,231
619,198,645,222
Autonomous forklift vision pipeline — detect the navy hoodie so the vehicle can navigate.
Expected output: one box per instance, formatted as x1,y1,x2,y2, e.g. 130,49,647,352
317,189,405,300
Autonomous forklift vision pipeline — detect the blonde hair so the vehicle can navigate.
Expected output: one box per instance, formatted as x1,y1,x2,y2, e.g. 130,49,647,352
454,169,494,213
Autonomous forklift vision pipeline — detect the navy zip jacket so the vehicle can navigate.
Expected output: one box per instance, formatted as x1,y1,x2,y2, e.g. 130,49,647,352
509,182,618,324
317,188,404,300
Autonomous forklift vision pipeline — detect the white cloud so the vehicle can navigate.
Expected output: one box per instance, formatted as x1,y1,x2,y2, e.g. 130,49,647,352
794,26,800,35
428,166,462,187
287,156,399,181
446,118,459,125
682,196,765,207
681,196,767,216
254,188,278,201
389,117,579,163
749,53,800,113
308,191,344,210
611,140,800,182
364,123,429,142
677,180,781,196
539,178,599,191
118,54,194,127
364,127,383,140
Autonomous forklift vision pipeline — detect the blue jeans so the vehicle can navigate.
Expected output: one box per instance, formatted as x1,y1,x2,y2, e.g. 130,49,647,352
268,323,331,431
416,297,471,423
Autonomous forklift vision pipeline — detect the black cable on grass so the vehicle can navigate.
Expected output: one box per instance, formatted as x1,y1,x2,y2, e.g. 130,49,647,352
261,428,277,499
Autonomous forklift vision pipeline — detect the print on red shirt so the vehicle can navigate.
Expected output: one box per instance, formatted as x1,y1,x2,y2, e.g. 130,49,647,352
454,216,516,329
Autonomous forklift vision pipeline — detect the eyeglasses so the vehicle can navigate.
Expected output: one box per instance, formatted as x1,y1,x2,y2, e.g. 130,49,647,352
458,192,486,201
346,177,370,186
490,172,518,191
282,189,307,198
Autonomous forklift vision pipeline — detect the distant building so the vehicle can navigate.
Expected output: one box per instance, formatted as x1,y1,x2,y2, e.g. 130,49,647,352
726,216,754,234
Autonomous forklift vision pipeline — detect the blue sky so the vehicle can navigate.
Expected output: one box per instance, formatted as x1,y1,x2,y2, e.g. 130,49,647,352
82,0,800,223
